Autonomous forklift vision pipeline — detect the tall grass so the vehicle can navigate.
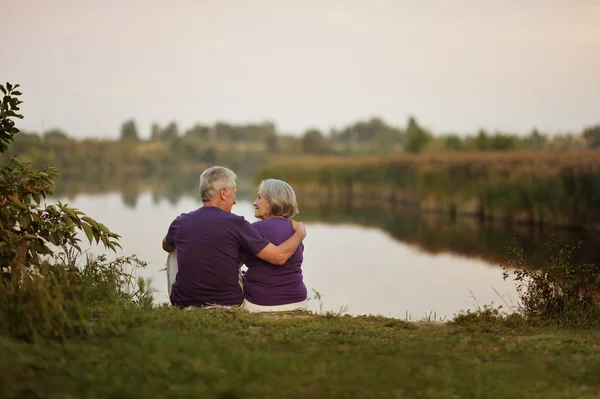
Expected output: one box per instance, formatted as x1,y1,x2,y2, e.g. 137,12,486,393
0,253,152,342
258,150,600,228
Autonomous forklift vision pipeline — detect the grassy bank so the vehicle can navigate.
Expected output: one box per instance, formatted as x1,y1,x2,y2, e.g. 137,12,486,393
257,151,600,230
1,307,600,399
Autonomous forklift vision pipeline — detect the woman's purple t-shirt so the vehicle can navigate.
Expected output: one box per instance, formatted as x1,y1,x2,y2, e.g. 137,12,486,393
166,206,270,307
243,217,307,306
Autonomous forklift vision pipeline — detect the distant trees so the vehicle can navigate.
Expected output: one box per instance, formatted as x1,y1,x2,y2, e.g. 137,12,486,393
528,129,546,150
403,116,432,153
150,122,161,141
471,130,490,151
463,130,518,151
44,128,69,142
489,133,517,151
184,124,211,140
212,121,277,143
4,111,598,175
443,134,464,151
162,122,179,141
120,119,139,141
149,121,179,142
330,117,404,145
583,124,600,148
302,129,329,154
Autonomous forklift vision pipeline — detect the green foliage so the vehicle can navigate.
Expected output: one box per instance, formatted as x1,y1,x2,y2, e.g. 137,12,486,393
503,238,600,327
162,121,179,140
43,128,69,142
151,121,180,141
583,123,600,148
443,134,465,151
150,122,162,141
0,82,150,341
0,82,24,153
449,238,600,330
259,151,600,228
467,130,519,151
528,128,546,150
470,129,490,151
0,163,122,268
1,86,119,270
329,117,404,144
302,128,330,154
489,133,517,151
0,254,152,341
403,116,432,153
120,119,139,141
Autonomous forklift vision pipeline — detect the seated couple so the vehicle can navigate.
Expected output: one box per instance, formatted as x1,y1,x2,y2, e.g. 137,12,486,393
162,166,308,312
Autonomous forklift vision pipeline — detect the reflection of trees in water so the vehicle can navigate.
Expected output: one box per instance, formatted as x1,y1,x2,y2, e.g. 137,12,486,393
52,155,264,207
53,171,256,208
121,191,139,209
53,172,599,268
299,204,600,269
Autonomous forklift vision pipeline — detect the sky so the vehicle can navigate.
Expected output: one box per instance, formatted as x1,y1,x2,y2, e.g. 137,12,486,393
3,0,600,139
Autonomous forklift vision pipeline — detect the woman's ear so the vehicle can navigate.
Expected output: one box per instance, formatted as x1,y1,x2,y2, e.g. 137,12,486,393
219,187,227,200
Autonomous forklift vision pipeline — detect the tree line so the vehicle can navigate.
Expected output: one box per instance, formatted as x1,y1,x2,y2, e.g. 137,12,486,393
26,115,600,155
2,116,598,177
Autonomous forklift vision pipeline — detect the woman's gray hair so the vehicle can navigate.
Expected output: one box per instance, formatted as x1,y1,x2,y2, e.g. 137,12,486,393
258,179,299,219
199,166,237,201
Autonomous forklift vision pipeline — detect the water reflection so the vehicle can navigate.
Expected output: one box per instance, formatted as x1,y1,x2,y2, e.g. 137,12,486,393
53,171,257,208
298,204,600,270
54,174,600,269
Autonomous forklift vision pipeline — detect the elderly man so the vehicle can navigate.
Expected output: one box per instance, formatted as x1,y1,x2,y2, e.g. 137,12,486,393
162,166,306,308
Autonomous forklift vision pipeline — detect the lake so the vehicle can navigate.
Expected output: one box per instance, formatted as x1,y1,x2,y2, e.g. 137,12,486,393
50,188,565,321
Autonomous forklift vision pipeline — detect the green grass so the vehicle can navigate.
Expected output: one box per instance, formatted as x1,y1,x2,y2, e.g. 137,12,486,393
1,307,600,399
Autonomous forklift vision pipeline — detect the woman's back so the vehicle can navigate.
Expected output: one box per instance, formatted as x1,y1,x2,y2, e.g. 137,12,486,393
243,217,307,306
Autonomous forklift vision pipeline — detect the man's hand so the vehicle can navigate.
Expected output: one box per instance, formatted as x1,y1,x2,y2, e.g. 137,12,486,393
291,220,306,239
256,220,307,265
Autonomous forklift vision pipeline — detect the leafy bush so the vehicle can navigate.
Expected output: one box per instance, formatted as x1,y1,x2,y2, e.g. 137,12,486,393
503,237,600,327
1,82,150,341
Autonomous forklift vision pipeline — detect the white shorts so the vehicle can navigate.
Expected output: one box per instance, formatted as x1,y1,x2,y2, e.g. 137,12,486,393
241,298,308,313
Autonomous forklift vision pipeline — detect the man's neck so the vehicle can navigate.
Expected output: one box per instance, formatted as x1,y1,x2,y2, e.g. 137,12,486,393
202,200,229,212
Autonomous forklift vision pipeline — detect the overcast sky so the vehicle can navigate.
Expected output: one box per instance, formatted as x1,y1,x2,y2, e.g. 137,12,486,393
3,0,599,139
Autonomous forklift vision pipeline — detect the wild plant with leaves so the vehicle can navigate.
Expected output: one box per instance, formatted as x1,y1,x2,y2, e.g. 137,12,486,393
503,237,600,327
1,83,151,341
1,82,121,272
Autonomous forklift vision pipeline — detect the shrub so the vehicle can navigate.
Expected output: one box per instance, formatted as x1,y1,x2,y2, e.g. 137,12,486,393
0,253,152,341
503,237,600,327
1,82,150,341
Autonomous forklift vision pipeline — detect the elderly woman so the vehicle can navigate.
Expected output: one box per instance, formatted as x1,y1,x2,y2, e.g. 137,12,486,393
241,179,308,312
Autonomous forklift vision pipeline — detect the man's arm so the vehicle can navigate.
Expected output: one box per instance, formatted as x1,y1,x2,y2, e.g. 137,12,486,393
162,236,175,253
255,221,306,266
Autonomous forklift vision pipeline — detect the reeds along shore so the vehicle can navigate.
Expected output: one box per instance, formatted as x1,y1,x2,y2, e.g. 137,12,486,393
295,204,599,269
257,150,600,231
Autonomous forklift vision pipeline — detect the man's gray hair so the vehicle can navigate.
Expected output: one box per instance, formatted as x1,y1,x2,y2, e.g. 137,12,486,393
199,166,237,202
258,179,299,219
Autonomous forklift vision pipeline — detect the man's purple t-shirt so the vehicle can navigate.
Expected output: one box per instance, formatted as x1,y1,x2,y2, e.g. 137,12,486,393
243,217,307,306
166,206,270,307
